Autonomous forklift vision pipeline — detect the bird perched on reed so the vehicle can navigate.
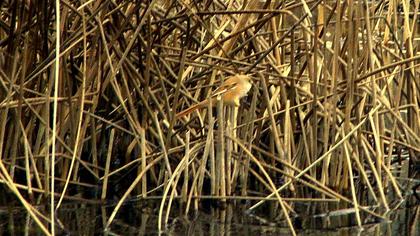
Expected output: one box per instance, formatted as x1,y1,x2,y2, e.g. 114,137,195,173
176,74,253,118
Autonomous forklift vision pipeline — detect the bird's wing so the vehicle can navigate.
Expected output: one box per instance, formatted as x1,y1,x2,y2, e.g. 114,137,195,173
210,81,238,99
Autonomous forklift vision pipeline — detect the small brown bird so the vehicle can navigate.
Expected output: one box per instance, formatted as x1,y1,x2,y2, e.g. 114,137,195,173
176,74,252,118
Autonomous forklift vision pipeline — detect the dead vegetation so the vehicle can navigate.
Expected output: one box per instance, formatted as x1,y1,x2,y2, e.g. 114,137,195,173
0,0,419,235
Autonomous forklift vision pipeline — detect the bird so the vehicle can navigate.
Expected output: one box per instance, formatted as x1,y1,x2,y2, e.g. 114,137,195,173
176,74,253,118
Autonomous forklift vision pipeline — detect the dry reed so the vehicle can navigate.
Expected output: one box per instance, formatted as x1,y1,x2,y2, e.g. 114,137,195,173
0,0,419,234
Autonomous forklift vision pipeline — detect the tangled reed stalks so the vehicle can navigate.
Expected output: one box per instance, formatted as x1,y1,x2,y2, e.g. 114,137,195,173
0,1,419,235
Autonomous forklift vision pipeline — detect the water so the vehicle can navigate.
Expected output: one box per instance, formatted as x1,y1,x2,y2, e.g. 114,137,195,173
1,195,418,235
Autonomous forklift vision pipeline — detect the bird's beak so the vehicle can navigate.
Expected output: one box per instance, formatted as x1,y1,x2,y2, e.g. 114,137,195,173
249,77,257,85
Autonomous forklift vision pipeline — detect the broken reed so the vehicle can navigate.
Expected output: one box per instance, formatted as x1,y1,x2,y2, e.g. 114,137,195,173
0,1,419,235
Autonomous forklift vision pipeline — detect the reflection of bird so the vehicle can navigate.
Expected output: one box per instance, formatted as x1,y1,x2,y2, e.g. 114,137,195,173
176,74,253,118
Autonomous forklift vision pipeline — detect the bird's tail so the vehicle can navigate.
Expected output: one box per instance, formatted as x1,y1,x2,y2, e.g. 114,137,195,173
176,101,207,118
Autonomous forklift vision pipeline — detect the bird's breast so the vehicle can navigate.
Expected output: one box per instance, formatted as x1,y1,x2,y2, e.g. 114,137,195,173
236,82,252,98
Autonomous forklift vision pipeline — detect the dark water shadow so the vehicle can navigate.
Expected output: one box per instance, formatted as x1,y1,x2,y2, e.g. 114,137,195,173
0,194,418,235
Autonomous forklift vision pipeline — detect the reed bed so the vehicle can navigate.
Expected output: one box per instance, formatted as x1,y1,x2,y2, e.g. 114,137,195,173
0,0,419,235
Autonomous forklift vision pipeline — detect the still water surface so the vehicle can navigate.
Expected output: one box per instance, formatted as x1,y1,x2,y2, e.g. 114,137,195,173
1,196,418,235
